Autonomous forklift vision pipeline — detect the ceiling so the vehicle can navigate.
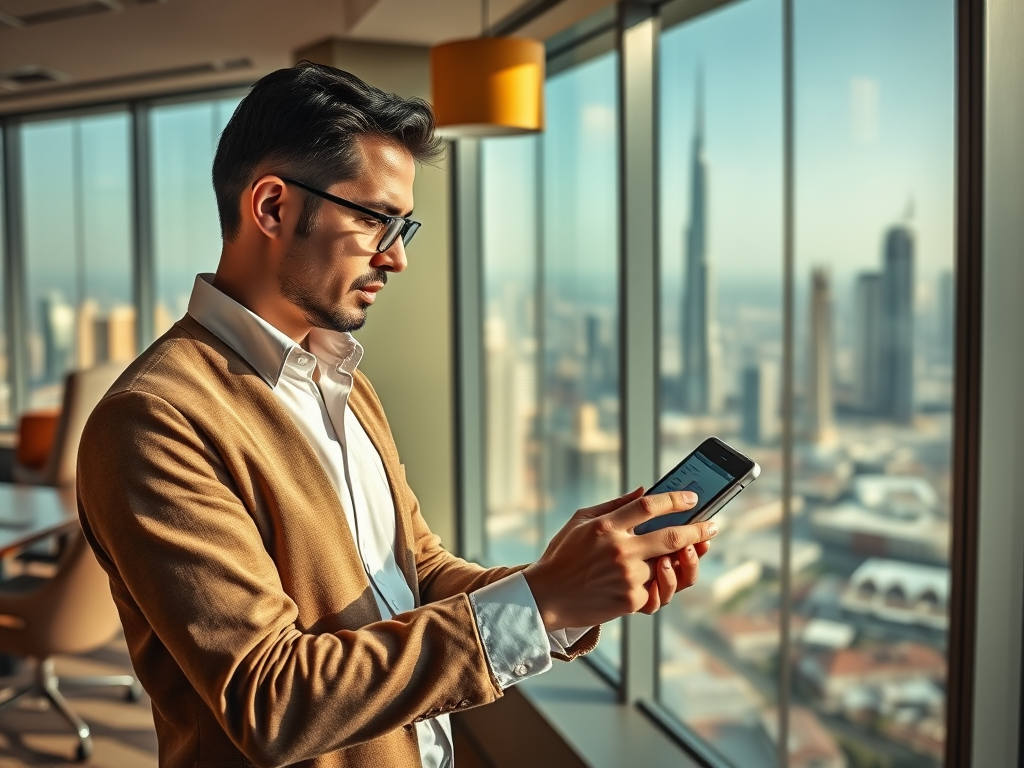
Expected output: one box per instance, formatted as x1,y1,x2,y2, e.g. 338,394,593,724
0,0,612,115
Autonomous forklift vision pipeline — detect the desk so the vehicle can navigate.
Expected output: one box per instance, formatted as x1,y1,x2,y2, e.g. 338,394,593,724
0,484,78,556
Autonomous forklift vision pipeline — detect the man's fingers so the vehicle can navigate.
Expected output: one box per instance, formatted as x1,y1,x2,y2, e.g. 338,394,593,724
576,486,645,520
635,519,719,560
694,540,711,558
657,556,677,606
673,545,700,589
609,490,699,531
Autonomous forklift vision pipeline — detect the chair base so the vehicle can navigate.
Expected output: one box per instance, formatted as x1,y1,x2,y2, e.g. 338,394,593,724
0,657,142,762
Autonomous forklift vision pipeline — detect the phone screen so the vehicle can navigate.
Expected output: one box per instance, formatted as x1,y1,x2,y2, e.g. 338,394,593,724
647,450,736,523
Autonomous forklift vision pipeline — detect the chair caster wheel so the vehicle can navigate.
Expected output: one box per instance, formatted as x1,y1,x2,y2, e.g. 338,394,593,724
125,683,142,703
75,738,92,762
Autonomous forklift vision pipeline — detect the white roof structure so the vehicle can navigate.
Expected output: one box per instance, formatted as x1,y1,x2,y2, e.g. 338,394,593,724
853,475,938,514
848,558,950,604
802,618,856,650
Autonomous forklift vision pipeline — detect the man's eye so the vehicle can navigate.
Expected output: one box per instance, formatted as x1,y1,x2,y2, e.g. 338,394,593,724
363,218,384,230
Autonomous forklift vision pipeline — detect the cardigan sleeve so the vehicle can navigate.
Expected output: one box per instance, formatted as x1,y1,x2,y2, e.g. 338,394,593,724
77,389,504,768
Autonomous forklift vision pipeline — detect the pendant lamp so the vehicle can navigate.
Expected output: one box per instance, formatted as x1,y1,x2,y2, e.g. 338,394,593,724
430,0,545,137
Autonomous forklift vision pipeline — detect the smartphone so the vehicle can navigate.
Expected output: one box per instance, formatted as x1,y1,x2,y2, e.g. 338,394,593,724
633,437,760,535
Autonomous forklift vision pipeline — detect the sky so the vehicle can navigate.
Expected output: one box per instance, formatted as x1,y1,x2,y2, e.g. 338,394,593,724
483,0,955,332
659,0,956,299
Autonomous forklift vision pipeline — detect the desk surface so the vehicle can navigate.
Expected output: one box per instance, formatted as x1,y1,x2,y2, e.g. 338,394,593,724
0,484,78,555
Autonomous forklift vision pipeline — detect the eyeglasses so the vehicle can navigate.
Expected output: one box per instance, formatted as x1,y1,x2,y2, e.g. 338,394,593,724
279,176,421,253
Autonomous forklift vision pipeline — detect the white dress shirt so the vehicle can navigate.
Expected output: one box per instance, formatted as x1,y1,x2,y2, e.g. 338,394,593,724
187,275,587,768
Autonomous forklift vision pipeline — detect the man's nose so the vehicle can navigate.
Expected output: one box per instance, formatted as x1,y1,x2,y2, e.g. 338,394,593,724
374,238,408,273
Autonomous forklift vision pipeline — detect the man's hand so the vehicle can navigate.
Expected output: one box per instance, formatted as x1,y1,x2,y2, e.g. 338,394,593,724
522,487,719,633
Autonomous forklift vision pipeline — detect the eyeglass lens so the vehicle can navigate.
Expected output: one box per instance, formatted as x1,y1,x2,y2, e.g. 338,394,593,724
378,219,420,252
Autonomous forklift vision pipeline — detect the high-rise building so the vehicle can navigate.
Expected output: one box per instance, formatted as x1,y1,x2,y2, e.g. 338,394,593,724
96,305,138,364
680,71,713,415
741,360,779,445
807,267,835,444
76,300,99,369
853,273,884,413
882,225,915,423
39,293,74,385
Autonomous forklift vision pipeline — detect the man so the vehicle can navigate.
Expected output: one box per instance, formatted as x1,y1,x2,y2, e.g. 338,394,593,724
77,62,717,768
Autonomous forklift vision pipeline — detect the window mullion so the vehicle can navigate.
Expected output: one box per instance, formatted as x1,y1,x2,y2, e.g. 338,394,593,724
618,2,660,706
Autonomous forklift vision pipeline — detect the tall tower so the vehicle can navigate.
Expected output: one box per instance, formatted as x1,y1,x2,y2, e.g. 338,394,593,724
39,293,74,385
854,272,884,412
807,267,835,443
882,225,915,423
680,70,712,414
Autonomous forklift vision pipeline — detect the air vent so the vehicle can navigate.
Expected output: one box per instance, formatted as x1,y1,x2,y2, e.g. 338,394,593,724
0,0,165,29
0,58,251,100
0,65,70,90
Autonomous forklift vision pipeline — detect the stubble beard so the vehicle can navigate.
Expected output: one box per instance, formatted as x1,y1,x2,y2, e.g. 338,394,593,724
278,249,388,334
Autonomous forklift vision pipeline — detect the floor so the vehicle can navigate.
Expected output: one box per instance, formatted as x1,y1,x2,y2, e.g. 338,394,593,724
0,636,157,768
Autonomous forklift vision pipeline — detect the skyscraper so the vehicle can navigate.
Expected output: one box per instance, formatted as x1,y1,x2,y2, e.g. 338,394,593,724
680,71,713,414
742,360,779,445
882,225,915,423
39,293,74,385
938,270,955,364
807,267,835,444
854,273,883,413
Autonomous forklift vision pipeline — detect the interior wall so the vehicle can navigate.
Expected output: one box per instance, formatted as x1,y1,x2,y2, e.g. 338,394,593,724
294,39,456,547
971,0,1024,765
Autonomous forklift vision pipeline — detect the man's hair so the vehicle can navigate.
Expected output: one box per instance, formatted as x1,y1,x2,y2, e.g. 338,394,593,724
212,61,444,240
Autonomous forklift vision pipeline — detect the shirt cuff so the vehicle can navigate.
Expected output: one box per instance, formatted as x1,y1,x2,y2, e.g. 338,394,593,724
469,572,553,690
547,626,593,655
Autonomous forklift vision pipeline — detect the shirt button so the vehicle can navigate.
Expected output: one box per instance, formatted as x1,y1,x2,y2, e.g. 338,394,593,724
514,663,529,677
296,355,311,366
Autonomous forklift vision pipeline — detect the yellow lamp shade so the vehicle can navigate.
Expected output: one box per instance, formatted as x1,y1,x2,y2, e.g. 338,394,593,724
430,37,545,137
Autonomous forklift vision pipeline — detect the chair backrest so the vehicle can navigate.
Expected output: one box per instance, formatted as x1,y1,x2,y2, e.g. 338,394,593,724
0,529,123,658
45,362,126,487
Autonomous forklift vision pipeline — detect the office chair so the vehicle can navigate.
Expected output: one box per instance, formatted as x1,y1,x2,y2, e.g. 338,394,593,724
0,529,141,762
10,362,125,572
13,362,126,488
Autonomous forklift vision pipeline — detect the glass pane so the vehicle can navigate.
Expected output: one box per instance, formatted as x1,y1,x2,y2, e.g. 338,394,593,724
657,1,787,763
479,51,622,673
21,112,133,410
481,136,542,566
793,1,954,765
152,97,239,336
540,51,622,672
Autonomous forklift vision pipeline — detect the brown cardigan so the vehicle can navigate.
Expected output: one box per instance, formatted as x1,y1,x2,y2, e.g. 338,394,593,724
77,316,598,768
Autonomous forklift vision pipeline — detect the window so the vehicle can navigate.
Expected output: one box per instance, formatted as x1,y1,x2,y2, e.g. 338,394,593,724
465,0,958,765
151,97,239,334
19,111,133,409
480,49,623,672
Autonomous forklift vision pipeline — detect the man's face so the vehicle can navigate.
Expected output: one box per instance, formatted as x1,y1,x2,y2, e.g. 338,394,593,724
277,135,415,334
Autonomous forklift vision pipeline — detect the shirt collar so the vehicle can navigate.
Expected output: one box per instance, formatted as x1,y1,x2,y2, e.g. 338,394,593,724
186,273,363,388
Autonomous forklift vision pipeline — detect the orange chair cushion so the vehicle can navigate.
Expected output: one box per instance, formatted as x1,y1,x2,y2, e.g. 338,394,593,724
17,409,61,470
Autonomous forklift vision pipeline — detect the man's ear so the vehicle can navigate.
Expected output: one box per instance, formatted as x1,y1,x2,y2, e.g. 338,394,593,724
249,176,290,240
